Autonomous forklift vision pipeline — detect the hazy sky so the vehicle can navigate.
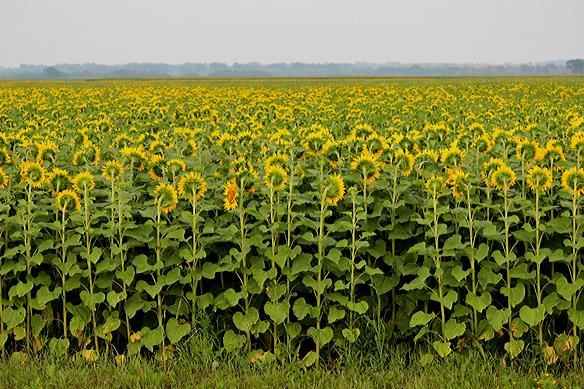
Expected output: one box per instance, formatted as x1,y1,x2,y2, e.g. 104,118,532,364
1,0,583,67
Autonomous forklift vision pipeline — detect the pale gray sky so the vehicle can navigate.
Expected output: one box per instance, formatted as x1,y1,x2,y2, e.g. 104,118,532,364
1,0,583,67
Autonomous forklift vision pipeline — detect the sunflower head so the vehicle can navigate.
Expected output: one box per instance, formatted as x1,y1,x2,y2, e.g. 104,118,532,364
472,134,494,154
570,132,584,155
526,166,553,193
223,179,239,211
72,171,95,193
148,154,165,181
47,168,70,193
0,148,11,165
516,139,539,161
72,142,100,167
167,158,186,175
351,149,382,184
394,148,414,177
102,160,124,183
154,183,179,213
149,140,167,156
561,167,584,197
481,158,506,186
20,161,46,188
178,172,207,201
0,167,9,190
265,153,289,171
440,144,465,168
324,174,345,206
35,141,58,162
447,167,470,199
490,164,517,192
121,146,147,171
425,175,446,197
264,165,288,191
56,189,81,213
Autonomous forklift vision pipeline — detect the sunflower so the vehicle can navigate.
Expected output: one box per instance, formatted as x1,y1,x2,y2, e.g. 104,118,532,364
121,146,147,171
481,158,506,187
154,183,179,213
561,167,584,197
56,189,81,213
72,142,100,166
178,172,207,201
425,175,445,197
102,160,124,183
0,167,9,190
526,166,553,193
440,144,465,168
265,153,289,171
490,164,517,192
223,179,239,211
35,141,58,162
394,148,414,177
264,165,288,191
324,174,345,206
149,140,167,156
20,161,46,188
447,167,469,200
0,147,11,164
351,149,382,184
472,134,494,154
148,154,165,180
72,171,96,192
570,132,584,155
167,158,186,176
47,168,70,194
515,139,540,161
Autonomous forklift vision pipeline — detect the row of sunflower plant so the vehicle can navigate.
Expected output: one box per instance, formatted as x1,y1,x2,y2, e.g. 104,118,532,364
0,80,583,367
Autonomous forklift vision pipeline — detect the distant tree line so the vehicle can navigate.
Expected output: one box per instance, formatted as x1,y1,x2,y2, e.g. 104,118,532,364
0,60,582,79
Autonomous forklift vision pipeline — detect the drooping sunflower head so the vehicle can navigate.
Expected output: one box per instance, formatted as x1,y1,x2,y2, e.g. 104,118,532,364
414,149,440,174
394,148,415,177
265,153,289,172
526,166,553,193
154,183,179,213
447,167,470,200
178,172,207,201
440,144,465,168
425,175,446,197
472,134,494,154
47,168,70,193
0,147,11,165
223,179,239,211
570,132,584,155
121,146,147,171
351,149,382,184
515,139,540,161
102,160,125,183
149,140,167,156
490,164,517,192
55,189,81,213
538,142,565,166
148,154,165,181
561,167,584,197
167,158,186,176
264,165,289,191
481,157,506,187
72,171,96,193
324,174,345,206
365,133,389,158
35,141,58,162
0,167,9,190
20,161,46,188
72,142,100,167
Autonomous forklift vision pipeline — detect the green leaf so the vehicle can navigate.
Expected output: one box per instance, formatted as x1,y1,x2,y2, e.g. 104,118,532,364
308,326,333,347
432,341,451,358
328,305,345,323
410,311,435,327
166,318,191,344
264,301,289,325
444,319,466,340
504,339,524,359
486,306,510,332
466,292,491,313
519,305,545,327
341,328,360,343
233,308,259,332
141,326,164,352
346,300,369,315
48,338,69,356
223,330,245,352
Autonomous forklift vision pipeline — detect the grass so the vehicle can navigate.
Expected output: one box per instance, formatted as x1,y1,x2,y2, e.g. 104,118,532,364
1,343,582,388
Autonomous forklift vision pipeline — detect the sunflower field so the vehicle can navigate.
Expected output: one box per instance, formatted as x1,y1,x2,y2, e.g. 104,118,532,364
0,78,583,367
